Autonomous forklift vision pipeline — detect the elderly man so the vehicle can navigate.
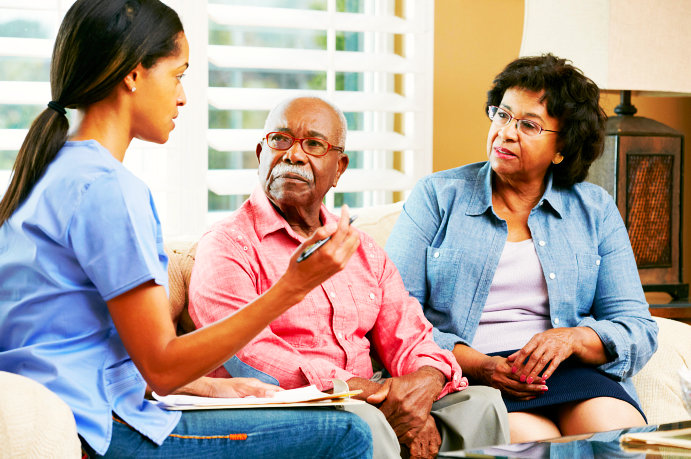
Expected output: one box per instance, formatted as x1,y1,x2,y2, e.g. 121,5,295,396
189,97,509,458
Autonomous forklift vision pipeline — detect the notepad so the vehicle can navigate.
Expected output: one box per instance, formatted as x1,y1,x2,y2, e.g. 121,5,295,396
153,380,364,410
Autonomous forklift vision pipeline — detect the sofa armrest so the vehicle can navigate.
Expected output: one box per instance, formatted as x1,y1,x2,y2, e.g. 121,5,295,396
632,316,691,424
0,371,81,458
165,240,198,335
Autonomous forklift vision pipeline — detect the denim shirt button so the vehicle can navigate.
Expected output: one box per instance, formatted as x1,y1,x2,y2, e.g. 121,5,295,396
433,251,440,258
538,240,546,246
554,317,560,325
549,272,556,279
596,260,601,266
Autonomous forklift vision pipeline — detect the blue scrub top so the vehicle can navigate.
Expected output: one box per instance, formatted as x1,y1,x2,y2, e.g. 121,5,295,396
0,140,180,455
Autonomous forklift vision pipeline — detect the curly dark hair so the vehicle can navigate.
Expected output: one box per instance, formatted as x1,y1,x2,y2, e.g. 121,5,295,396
486,54,607,188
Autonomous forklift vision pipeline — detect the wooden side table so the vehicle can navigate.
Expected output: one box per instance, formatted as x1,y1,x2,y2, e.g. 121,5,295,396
646,292,691,325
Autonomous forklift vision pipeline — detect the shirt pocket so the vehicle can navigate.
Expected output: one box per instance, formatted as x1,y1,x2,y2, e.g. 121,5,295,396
349,284,382,336
425,246,463,311
272,294,320,349
575,252,601,311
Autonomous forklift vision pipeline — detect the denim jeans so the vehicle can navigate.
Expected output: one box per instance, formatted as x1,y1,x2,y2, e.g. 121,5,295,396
83,408,372,458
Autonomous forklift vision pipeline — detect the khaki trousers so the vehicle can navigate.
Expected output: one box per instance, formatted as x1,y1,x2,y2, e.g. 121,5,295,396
343,385,509,459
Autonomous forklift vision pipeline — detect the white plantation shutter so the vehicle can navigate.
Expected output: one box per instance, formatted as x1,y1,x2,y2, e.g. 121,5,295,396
0,0,434,240
0,1,66,196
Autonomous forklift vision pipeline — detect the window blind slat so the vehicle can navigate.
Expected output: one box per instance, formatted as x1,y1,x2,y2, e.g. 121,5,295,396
0,81,50,104
208,4,412,34
0,37,52,58
208,87,415,112
0,129,28,150
0,1,60,9
208,46,413,73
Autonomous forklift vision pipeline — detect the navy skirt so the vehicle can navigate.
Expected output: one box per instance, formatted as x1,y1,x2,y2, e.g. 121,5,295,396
477,349,646,421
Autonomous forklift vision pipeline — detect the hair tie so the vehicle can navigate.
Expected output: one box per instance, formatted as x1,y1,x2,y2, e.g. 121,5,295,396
47,101,66,116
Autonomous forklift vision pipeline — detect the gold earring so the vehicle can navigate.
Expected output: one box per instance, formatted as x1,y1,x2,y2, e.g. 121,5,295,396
552,153,564,165
131,87,136,93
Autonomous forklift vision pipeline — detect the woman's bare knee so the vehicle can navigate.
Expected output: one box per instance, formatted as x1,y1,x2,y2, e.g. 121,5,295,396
508,412,561,443
558,397,645,436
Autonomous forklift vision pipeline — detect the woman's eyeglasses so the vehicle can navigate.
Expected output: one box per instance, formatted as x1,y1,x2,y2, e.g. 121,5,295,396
264,132,344,157
488,106,560,136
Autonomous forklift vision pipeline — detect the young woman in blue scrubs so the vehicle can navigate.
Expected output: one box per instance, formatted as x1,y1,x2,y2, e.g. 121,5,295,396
0,0,370,457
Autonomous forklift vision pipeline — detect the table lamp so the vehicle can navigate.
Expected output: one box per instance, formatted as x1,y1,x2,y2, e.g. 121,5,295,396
519,0,690,299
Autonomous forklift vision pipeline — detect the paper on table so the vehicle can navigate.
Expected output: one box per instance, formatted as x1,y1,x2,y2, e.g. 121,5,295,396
620,427,691,450
153,380,363,410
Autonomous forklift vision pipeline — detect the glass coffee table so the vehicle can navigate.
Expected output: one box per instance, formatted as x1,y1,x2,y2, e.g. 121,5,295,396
443,419,691,458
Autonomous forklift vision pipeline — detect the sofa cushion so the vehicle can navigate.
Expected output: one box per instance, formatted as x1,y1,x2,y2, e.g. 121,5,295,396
165,241,198,335
0,371,81,458
352,201,404,248
633,316,691,424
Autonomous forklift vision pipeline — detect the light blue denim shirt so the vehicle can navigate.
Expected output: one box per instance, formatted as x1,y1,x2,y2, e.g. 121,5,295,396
386,161,658,402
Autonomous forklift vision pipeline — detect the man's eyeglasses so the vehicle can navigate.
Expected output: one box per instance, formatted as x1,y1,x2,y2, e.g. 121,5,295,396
487,106,560,136
264,132,344,157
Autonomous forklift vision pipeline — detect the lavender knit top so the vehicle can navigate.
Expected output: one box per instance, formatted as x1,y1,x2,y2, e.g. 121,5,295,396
471,239,552,354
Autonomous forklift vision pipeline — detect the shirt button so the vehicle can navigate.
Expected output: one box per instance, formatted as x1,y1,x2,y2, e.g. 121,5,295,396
539,200,544,206
549,272,556,279
330,292,336,298
368,242,373,248
538,240,546,247
433,252,440,258
554,318,560,325
337,332,343,339
369,292,375,300
596,260,601,266
243,246,248,251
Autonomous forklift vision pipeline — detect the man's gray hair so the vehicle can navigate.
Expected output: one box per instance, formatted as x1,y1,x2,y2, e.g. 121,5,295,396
263,96,348,146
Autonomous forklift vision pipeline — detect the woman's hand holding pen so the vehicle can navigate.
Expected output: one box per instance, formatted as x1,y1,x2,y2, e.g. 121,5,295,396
281,204,360,301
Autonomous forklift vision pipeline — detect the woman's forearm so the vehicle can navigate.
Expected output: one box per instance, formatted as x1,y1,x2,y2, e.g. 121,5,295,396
108,277,306,396
571,326,609,365
451,343,491,381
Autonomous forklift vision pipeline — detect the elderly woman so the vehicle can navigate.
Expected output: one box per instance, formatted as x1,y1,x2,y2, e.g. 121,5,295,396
386,54,657,442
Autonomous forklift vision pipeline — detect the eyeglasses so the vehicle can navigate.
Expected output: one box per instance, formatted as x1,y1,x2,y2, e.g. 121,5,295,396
264,132,344,157
488,106,560,136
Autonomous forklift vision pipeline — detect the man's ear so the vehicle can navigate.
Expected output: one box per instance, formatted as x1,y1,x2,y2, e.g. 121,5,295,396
332,153,349,187
255,142,262,161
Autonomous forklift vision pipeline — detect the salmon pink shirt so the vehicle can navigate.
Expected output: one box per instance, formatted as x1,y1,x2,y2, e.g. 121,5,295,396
189,188,466,395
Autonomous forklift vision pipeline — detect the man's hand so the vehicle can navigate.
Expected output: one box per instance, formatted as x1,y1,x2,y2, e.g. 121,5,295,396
404,416,441,459
346,377,382,400
366,366,445,455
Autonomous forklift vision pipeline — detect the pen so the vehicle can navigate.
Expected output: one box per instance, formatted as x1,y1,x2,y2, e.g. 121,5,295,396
296,215,358,263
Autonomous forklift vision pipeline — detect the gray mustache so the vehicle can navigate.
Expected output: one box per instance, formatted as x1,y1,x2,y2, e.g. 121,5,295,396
271,163,314,182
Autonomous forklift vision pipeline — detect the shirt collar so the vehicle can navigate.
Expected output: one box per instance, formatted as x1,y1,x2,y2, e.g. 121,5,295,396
249,186,335,242
466,162,563,218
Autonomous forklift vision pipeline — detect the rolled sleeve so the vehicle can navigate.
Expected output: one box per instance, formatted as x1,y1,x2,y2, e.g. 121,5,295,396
371,255,467,397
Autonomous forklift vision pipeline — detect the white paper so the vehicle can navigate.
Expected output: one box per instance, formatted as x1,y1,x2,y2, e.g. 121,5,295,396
152,380,361,409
